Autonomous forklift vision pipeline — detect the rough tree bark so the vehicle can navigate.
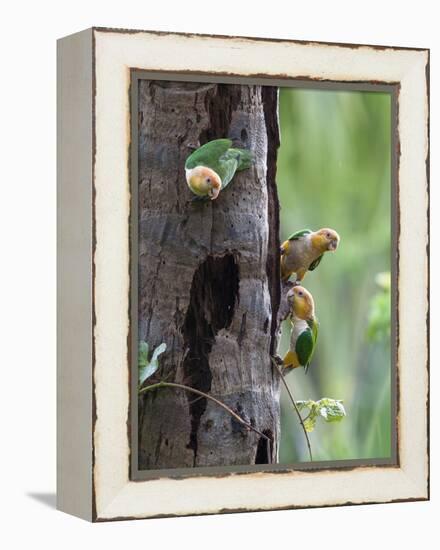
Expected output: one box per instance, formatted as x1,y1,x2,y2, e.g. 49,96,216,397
138,80,281,469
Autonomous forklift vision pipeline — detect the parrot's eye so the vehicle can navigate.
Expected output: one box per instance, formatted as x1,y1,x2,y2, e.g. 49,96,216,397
206,177,211,183
326,232,331,238
298,291,303,297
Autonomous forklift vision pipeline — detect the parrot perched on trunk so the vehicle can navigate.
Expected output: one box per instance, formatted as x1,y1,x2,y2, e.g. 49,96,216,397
283,286,319,374
185,138,253,200
280,228,340,282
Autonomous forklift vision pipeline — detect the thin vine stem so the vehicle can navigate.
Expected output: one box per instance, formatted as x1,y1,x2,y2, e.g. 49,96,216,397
139,381,271,443
271,357,313,462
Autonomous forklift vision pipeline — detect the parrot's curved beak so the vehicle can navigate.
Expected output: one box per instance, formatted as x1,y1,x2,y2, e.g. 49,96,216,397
328,239,339,251
209,180,221,200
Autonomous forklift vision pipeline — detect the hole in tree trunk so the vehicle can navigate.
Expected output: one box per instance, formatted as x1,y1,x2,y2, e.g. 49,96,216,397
255,430,274,465
182,253,240,464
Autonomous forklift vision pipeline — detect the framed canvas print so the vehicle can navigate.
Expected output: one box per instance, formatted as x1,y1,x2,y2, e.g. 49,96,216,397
57,27,429,521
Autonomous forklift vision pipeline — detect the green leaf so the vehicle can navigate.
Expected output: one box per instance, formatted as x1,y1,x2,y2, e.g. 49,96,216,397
318,398,346,423
296,398,346,432
138,341,149,368
296,399,314,412
151,342,167,363
138,341,167,386
139,363,159,386
303,414,318,432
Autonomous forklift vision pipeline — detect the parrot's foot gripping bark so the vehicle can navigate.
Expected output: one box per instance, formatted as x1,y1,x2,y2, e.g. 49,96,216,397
271,355,295,378
292,272,305,286
186,141,200,151
189,195,207,203
271,355,285,367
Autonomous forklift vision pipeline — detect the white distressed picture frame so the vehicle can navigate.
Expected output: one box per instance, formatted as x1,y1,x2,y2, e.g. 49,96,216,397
57,27,429,522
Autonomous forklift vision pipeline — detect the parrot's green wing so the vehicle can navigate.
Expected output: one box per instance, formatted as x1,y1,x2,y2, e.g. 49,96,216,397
223,148,253,171
308,254,323,271
217,154,239,189
185,139,233,171
296,325,317,373
288,229,312,241
308,318,319,344
218,147,253,189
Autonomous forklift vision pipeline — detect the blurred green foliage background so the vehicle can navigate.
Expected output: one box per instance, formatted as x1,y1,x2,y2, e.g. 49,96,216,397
277,87,392,463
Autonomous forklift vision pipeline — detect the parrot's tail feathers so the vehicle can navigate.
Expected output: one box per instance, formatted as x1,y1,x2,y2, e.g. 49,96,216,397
231,148,253,171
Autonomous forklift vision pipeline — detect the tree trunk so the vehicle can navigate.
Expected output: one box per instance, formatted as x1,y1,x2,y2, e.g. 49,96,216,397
137,80,281,469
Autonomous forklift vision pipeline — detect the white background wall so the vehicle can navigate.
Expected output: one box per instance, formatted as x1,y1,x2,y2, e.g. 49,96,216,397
1,1,437,547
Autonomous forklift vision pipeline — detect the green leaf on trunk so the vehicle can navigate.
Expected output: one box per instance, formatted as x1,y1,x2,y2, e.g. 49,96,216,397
138,341,167,386
138,341,149,368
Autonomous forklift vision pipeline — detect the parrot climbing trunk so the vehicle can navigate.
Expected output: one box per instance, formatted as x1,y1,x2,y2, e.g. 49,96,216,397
137,80,281,469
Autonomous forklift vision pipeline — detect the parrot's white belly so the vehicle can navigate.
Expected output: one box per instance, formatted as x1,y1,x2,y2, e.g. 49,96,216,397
285,235,319,272
289,318,308,350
